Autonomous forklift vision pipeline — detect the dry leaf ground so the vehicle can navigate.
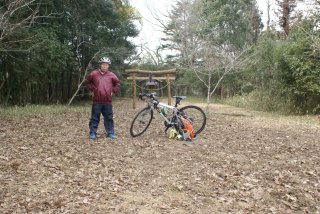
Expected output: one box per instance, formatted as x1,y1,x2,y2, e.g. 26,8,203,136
0,98,319,213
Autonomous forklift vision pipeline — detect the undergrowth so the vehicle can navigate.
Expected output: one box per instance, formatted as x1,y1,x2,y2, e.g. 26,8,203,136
215,90,297,115
0,103,90,118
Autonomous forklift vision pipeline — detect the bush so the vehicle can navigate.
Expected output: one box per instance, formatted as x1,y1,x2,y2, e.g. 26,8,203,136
220,89,296,114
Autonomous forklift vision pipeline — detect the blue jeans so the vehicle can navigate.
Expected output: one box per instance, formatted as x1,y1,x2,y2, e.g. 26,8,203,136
89,104,114,135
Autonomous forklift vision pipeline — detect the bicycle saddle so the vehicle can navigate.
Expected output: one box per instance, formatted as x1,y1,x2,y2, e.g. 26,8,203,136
173,96,186,100
173,96,187,106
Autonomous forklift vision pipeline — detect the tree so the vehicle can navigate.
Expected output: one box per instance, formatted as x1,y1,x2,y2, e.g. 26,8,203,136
275,20,320,113
162,0,202,64
0,0,42,52
162,0,259,108
275,0,296,36
201,0,255,49
250,0,263,43
0,0,139,105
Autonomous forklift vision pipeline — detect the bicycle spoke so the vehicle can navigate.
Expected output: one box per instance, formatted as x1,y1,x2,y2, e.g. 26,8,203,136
179,105,206,135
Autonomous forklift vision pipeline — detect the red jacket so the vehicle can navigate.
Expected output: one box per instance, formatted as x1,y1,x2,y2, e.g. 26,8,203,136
85,69,120,104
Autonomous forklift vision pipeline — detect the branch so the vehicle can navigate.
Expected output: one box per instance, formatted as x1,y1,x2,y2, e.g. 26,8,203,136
192,67,209,88
125,47,143,64
145,1,171,31
67,51,102,106
0,0,54,52
9,0,37,17
209,46,253,97
209,67,231,97
184,64,209,88
140,44,164,65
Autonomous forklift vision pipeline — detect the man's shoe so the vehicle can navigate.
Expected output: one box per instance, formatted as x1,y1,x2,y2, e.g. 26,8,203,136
107,133,117,139
89,132,97,139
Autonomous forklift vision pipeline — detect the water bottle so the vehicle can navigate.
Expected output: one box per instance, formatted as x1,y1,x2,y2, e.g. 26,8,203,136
159,106,167,116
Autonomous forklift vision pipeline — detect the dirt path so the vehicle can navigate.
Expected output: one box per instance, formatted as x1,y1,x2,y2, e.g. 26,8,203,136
0,99,319,213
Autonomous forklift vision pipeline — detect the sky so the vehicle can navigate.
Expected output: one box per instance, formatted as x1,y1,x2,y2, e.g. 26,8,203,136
128,0,318,55
128,0,174,56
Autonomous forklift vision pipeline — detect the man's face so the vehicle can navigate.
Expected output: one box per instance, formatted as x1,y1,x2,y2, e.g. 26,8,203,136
100,63,109,72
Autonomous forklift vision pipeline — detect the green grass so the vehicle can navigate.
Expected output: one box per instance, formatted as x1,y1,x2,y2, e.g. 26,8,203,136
212,93,320,126
215,91,296,115
184,95,207,104
0,103,90,118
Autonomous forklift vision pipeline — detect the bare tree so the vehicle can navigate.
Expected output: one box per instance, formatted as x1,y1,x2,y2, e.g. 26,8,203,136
184,36,252,109
0,0,44,52
162,0,258,111
139,44,164,66
133,0,256,112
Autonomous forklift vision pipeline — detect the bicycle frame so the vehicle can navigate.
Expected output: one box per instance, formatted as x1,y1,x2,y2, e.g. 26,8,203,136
131,92,206,137
141,93,180,128
156,102,178,125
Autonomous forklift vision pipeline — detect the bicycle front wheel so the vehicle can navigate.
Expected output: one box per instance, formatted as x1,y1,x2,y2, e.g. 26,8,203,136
130,107,153,137
179,105,206,135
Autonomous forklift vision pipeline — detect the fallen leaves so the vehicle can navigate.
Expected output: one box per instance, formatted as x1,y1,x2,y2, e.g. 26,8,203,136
0,100,319,213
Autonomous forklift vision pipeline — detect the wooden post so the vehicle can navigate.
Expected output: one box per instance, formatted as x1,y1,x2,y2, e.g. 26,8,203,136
166,74,171,105
133,73,136,109
125,68,176,108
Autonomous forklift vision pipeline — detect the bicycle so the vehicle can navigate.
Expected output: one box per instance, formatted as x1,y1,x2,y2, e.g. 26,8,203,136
129,92,206,138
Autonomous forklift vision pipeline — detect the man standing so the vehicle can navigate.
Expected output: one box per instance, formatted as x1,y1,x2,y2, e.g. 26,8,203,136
85,57,120,139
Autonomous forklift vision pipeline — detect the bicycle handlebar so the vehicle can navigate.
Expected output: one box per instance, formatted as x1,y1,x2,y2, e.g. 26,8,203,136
138,92,157,101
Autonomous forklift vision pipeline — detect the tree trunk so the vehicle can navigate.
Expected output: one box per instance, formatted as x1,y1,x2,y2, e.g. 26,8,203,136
0,78,5,92
283,0,290,36
206,73,211,112
267,0,271,33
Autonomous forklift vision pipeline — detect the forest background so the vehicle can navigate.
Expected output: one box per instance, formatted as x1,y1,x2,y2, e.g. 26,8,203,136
0,0,319,115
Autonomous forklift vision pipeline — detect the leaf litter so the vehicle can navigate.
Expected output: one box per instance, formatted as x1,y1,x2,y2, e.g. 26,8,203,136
0,99,319,213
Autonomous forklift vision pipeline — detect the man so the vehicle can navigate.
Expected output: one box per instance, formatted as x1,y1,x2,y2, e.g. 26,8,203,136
85,57,120,139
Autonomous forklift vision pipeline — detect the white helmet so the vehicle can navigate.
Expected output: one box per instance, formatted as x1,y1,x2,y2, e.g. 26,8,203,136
99,57,111,64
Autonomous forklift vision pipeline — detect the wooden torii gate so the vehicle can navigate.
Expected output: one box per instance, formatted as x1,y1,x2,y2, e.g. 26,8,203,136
125,68,176,109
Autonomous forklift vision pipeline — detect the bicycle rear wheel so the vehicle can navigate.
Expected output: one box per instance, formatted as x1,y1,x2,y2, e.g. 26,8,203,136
130,107,153,137
179,105,206,135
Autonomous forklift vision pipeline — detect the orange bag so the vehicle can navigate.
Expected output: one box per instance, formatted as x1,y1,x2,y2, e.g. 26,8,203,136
179,116,195,140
